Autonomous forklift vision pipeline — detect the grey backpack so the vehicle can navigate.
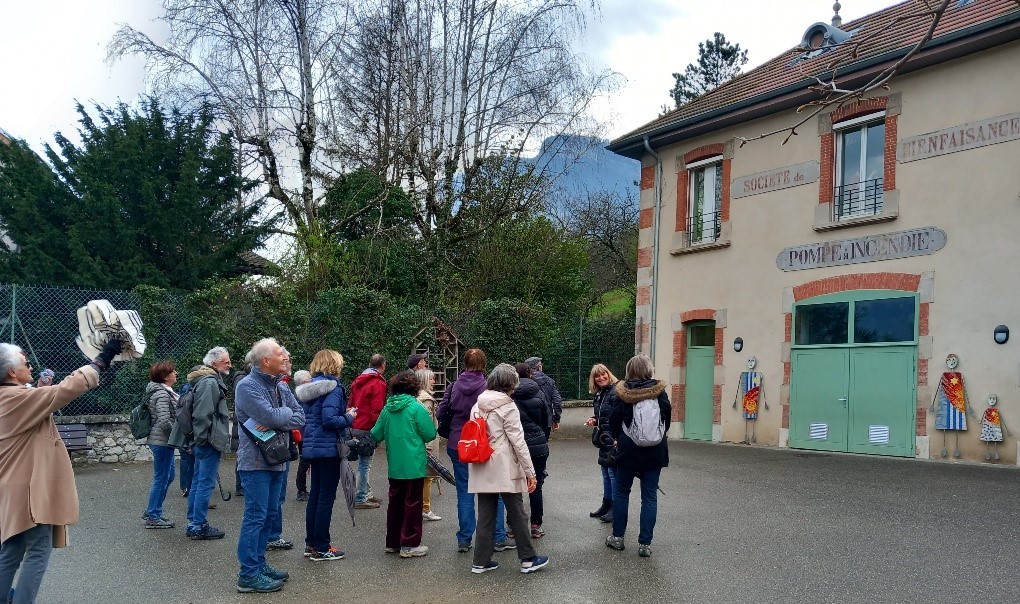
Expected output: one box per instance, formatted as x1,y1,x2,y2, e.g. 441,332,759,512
623,399,665,446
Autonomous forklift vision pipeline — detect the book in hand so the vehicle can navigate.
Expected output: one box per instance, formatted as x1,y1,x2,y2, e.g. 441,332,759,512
243,418,277,442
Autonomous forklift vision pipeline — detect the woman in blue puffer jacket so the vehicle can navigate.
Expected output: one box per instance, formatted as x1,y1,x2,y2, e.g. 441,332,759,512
294,349,356,561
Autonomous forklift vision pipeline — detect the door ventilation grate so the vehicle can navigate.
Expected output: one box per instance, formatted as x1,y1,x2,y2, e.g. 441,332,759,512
868,425,890,444
809,423,828,440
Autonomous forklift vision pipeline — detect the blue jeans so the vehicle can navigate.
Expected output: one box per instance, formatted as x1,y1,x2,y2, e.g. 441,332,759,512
145,445,177,520
305,458,342,552
237,470,285,580
179,448,195,491
268,462,288,541
0,523,53,604
186,445,220,531
355,454,374,503
612,465,660,546
601,464,616,500
447,448,506,544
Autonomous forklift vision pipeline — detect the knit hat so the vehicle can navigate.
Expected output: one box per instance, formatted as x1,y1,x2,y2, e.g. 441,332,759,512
407,353,427,369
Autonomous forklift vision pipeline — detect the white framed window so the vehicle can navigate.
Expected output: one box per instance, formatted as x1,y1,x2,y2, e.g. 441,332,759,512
687,155,722,245
834,112,885,220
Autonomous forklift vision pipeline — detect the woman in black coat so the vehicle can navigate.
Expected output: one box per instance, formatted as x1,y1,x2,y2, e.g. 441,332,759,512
605,355,671,558
584,363,619,522
512,363,550,539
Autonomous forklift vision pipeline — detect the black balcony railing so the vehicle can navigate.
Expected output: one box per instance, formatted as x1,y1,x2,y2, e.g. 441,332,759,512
684,210,721,246
834,178,883,220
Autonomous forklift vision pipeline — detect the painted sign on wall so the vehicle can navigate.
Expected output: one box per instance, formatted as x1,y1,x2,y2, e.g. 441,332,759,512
898,112,1020,162
731,161,819,198
777,227,947,271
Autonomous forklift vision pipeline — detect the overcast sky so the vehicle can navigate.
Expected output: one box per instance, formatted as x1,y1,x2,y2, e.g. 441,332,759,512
0,0,896,151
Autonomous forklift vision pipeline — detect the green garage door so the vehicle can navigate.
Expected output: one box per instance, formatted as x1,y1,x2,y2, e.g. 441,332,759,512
789,292,917,458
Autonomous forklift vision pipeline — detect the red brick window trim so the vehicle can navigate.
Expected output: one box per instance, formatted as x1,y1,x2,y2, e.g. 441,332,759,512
820,97,898,205
683,144,725,165
677,149,731,242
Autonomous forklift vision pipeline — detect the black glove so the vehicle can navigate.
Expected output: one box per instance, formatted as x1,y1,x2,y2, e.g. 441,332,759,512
93,338,123,370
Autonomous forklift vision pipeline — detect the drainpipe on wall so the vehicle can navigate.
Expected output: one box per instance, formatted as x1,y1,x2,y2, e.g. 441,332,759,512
642,135,662,366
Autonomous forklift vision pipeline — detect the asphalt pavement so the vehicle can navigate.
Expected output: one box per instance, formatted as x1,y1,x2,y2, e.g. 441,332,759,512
37,436,1020,603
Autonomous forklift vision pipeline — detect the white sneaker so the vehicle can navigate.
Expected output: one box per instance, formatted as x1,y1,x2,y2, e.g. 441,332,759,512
399,545,429,558
423,510,442,521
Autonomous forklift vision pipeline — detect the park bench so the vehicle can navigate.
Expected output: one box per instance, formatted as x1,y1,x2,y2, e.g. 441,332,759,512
56,423,89,452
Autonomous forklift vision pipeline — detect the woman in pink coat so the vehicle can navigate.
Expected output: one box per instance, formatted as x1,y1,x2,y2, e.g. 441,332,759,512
467,363,549,575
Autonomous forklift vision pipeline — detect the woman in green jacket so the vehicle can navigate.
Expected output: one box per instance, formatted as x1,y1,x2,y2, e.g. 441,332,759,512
370,370,437,559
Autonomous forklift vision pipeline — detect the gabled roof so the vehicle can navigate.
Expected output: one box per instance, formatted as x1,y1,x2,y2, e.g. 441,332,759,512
608,0,1020,159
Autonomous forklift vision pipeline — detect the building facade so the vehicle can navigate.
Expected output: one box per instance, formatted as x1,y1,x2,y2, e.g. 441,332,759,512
609,1,1020,463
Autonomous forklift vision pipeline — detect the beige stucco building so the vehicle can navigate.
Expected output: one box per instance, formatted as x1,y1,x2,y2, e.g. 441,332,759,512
608,0,1020,463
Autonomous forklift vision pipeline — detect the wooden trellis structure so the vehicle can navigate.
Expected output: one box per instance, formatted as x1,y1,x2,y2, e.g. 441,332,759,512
410,317,466,399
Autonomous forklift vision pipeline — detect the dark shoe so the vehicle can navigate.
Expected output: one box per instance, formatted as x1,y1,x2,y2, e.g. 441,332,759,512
605,535,625,551
296,491,308,502
493,539,516,552
520,555,549,574
181,488,189,497
308,546,345,561
144,517,175,530
237,574,283,593
457,541,472,553
638,544,652,558
471,560,499,574
600,511,613,523
236,488,244,498
266,538,293,550
530,524,544,539
590,498,611,517
260,564,289,582
187,524,225,540
303,545,316,558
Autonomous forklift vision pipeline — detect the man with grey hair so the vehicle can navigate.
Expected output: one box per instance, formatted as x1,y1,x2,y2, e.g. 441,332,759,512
0,338,121,604
524,357,562,432
170,346,232,541
234,338,305,593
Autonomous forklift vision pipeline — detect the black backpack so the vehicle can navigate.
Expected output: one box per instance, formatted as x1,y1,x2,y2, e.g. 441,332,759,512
174,377,209,436
129,391,156,440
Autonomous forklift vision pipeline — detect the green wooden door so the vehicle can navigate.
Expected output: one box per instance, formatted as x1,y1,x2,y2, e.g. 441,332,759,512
789,349,849,452
684,322,715,441
848,348,916,457
790,291,918,457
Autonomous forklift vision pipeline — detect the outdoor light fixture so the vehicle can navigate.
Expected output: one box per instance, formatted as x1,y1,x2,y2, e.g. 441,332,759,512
733,337,743,352
994,325,1009,344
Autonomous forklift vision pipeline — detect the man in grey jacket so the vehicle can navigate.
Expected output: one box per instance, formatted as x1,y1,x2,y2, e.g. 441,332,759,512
234,338,305,594
173,347,233,541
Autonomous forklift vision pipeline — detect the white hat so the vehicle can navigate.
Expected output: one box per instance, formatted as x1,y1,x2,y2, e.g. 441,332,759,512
75,300,146,362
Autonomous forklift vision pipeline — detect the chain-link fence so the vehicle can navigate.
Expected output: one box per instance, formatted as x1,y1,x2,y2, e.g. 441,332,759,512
1,282,636,416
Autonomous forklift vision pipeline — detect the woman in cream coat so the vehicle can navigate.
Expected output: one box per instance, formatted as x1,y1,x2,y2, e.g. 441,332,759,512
467,363,549,575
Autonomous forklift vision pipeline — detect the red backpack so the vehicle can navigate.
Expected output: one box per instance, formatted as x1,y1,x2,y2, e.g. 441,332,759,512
457,412,494,463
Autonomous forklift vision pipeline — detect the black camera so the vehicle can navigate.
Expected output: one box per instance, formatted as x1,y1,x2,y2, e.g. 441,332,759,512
344,437,361,462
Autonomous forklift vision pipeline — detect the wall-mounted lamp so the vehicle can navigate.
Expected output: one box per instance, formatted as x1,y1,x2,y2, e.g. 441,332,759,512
994,325,1009,344
733,337,743,352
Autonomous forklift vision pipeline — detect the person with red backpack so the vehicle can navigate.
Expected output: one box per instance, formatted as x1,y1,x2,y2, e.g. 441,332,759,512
466,363,549,575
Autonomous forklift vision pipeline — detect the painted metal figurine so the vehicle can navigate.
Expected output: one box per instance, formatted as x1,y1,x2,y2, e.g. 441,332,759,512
732,356,768,443
979,394,1009,461
930,354,975,458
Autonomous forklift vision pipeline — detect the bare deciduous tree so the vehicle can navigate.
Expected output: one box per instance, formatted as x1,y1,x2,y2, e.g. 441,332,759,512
329,0,619,257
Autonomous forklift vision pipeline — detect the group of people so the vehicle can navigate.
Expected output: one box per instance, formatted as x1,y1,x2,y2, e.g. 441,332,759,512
0,328,671,601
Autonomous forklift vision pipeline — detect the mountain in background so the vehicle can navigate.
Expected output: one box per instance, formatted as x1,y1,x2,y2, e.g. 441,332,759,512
529,134,639,210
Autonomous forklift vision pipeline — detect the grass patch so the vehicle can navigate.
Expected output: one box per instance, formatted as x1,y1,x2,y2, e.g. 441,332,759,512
589,288,633,318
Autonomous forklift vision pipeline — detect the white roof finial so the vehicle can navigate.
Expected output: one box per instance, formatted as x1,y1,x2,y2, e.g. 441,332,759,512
832,1,843,27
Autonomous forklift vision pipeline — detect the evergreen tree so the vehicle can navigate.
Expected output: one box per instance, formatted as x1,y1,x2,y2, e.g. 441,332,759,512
669,32,750,108
0,98,272,289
